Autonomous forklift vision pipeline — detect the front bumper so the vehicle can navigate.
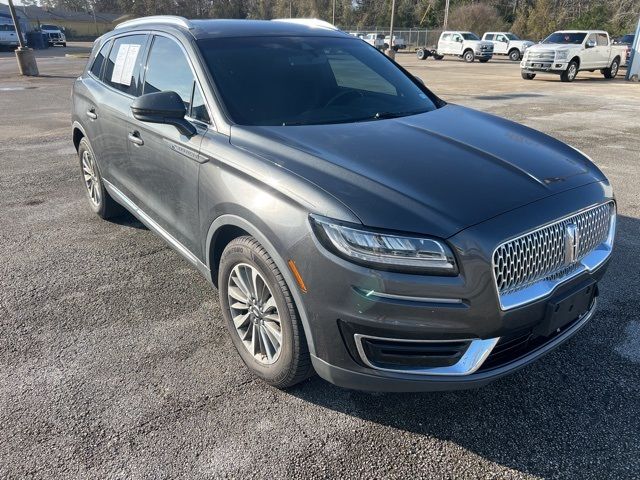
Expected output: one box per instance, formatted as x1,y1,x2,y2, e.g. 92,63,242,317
475,50,493,58
521,59,568,73
290,182,614,391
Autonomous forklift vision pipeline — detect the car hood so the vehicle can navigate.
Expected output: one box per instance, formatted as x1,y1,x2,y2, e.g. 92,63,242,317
528,43,576,52
229,104,605,238
466,40,493,47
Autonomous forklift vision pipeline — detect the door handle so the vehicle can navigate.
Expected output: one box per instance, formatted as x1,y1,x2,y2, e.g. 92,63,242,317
86,108,97,120
128,131,144,146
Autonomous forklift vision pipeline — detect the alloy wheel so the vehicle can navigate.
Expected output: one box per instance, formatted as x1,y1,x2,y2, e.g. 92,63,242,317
568,64,577,80
227,263,282,365
81,150,101,206
611,61,618,77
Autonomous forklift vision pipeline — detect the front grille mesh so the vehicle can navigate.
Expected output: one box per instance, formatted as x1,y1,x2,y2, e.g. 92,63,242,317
493,203,613,295
528,50,555,61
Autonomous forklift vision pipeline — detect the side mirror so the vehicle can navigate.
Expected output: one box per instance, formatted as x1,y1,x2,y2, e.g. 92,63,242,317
130,91,196,137
456,38,463,43
586,39,596,48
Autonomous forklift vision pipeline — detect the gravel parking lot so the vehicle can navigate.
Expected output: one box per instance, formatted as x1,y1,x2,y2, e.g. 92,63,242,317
1,47,639,479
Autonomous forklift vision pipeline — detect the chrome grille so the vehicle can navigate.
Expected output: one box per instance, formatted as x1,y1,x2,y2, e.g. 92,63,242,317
528,50,555,61
493,203,613,295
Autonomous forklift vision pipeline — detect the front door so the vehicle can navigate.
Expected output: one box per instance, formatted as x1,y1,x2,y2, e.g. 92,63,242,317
582,33,600,69
495,34,509,54
126,34,211,256
451,34,464,55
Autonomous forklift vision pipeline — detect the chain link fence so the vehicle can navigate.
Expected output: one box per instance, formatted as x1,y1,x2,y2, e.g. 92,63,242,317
342,27,443,50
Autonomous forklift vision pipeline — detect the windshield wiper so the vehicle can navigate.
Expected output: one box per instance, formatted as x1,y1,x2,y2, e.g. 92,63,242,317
371,110,429,120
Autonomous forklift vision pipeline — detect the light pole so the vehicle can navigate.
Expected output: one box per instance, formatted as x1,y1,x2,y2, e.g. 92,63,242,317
7,0,38,76
332,0,336,25
387,0,396,59
443,0,450,30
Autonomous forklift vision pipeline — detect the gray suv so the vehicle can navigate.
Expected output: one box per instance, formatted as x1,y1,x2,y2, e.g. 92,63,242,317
71,16,616,392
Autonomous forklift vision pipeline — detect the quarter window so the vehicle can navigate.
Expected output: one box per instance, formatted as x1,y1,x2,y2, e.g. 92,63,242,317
143,36,195,112
103,34,147,96
190,85,210,123
90,40,111,79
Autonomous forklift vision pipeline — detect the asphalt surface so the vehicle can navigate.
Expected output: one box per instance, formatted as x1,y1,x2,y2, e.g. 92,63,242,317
1,47,639,479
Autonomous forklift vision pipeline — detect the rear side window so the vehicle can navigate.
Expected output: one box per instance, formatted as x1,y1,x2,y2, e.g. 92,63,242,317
90,40,111,79
103,34,147,96
597,33,608,46
441,34,450,41
485,34,494,40
143,36,195,111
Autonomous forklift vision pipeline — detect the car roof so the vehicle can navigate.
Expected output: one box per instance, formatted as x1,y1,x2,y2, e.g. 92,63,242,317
114,17,349,40
554,30,608,34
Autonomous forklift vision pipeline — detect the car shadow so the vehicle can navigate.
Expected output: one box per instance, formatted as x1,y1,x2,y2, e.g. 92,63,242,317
110,210,146,230
287,214,639,478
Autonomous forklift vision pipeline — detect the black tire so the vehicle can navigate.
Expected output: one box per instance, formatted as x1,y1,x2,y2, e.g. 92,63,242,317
479,58,490,63
508,49,521,61
433,54,444,60
416,48,427,60
218,236,312,388
77,137,123,219
561,60,578,82
463,50,474,63
521,72,536,80
62,42,67,47
603,58,619,79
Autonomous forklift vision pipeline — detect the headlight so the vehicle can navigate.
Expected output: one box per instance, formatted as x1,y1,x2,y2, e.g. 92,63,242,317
310,215,458,275
555,50,568,61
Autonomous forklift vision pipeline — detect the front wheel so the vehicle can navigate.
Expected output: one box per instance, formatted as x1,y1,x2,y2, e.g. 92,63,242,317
561,61,578,82
521,71,536,80
508,49,521,61
218,236,312,388
603,59,619,79
463,50,475,63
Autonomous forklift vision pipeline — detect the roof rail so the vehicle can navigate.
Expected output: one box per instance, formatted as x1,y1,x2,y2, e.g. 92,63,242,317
272,18,339,31
115,15,192,30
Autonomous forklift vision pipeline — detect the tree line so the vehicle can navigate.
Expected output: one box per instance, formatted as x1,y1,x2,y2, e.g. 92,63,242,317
26,0,640,39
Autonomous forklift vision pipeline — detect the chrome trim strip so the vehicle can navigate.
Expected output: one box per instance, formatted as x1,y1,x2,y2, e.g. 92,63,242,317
354,287,463,305
354,334,499,376
493,202,615,311
103,179,206,270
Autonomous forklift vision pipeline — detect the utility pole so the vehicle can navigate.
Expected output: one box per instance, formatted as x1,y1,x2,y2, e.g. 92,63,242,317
289,1,292,18
8,0,38,76
332,0,336,25
443,0,450,30
387,0,396,59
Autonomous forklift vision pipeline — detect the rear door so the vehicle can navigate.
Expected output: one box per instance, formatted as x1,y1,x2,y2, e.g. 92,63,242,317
438,33,451,54
596,33,612,66
126,33,210,255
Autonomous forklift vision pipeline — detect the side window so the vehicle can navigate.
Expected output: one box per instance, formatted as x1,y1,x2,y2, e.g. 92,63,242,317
597,33,608,46
453,34,462,42
485,34,494,41
90,40,111,79
496,35,505,42
103,34,147,96
143,36,195,112
586,33,597,45
190,85,210,123
441,33,450,41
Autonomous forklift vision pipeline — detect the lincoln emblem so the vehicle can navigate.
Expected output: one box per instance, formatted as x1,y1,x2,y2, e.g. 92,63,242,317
564,223,580,265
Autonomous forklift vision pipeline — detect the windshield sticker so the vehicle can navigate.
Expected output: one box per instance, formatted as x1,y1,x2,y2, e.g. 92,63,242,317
110,44,140,86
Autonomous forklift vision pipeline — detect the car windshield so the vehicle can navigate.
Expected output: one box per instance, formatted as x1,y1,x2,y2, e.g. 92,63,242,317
461,33,480,40
505,33,519,40
197,36,439,126
543,32,587,44
41,24,59,30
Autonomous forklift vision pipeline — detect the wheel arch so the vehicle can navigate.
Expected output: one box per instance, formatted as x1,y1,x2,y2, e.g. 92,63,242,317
570,56,581,68
205,214,317,355
72,121,87,152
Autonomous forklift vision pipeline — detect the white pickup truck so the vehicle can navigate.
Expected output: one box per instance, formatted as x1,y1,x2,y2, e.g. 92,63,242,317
41,24,66,47
0,23,25,49
433,31,494,62
482,32,533,61
521,30,626,82
349,32,385,50
384,35,406,51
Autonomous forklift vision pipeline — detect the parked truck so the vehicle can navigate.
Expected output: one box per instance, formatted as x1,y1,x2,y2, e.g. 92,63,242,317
40,24,66,47
521,30,626,82
416,31,494,62
482,32,533,61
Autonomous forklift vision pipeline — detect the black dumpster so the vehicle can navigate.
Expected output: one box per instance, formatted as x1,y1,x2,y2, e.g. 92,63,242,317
26,31,46,49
